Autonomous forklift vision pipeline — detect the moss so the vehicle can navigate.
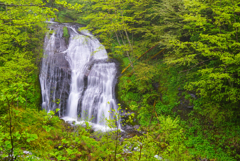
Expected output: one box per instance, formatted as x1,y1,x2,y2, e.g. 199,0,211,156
63,27,70,45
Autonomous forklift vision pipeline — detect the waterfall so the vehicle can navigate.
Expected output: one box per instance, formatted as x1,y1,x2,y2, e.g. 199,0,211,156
39,23,120,131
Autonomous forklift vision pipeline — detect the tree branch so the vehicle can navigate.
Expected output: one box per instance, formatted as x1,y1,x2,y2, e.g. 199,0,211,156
0,3,44,7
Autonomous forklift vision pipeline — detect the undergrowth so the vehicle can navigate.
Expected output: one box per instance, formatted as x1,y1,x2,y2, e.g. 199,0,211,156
117,55,240,160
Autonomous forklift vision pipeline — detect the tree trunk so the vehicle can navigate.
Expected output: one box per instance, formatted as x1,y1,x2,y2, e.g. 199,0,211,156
119,31,134,69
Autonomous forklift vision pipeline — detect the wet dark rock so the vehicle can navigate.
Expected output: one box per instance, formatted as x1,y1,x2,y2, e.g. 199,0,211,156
177,91,197,110
172,90,199,120
120,125,143,140
23,151,32,155
124,125,133,131
152,82,159,91
199,157,208,161
133,125,140,130
190,93,197,99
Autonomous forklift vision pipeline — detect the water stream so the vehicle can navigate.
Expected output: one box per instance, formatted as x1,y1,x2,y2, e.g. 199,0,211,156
39,22,120,131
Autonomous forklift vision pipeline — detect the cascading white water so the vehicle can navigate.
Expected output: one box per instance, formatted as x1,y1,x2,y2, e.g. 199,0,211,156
40,32,56,112
40,23,120,131
81,63,118,126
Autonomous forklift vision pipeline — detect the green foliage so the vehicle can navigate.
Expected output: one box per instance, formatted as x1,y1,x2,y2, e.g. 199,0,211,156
183,117,240,160
122,116,193,160
51,125,101,160
125,92,141,102
0,0,83,113
63,26,70,44
52,0,85,23
114,0,240,159
0,0,239,160
164,0,240,123
0,107,60,160
0,0,56,112
151,0,188,46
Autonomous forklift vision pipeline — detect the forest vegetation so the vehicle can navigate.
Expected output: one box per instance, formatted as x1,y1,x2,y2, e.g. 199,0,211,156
0,0,239,160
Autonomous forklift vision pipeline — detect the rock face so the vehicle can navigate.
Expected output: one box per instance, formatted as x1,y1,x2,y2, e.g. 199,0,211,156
40,25,71,116
177,88,197,110
39,22,120,130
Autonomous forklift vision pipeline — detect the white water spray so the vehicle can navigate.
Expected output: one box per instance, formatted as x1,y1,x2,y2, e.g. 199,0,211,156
40,23,120,131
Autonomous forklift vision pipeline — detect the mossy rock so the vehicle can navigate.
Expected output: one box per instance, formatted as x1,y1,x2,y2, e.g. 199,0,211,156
63,27,70,45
